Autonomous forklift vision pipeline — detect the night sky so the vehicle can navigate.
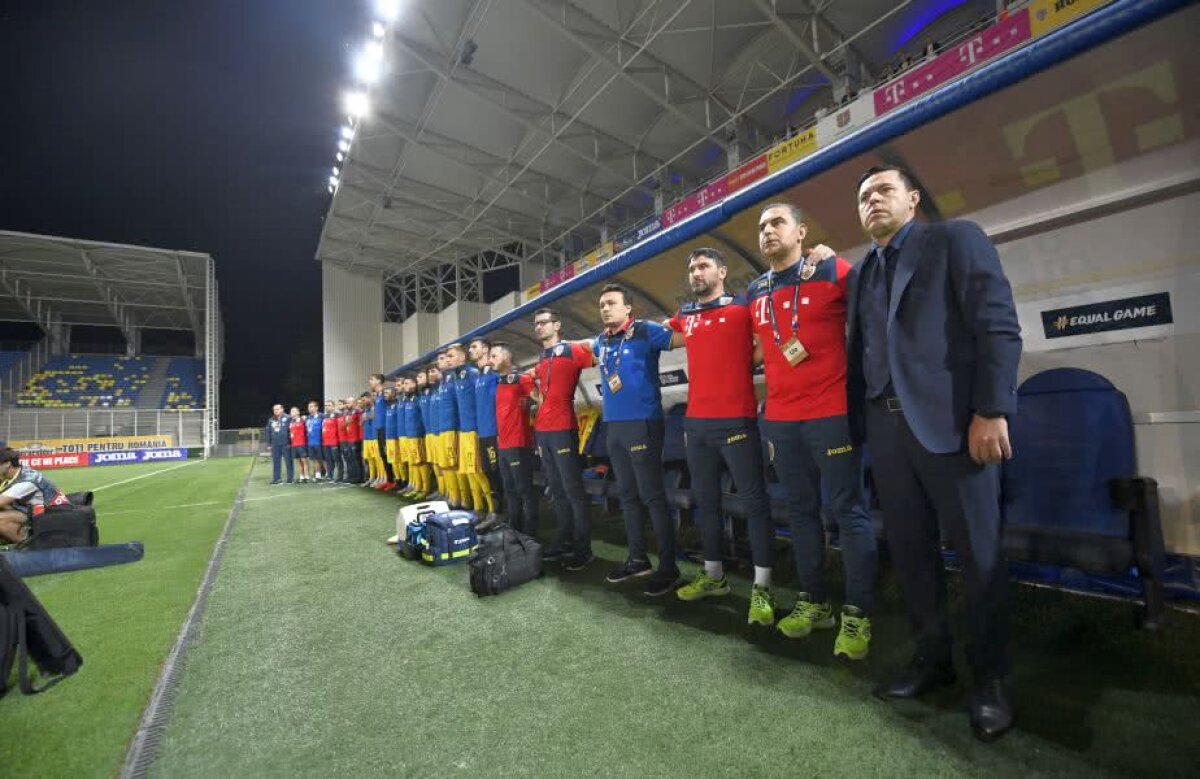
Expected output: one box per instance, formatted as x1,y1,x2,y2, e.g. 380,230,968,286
0,0,368,427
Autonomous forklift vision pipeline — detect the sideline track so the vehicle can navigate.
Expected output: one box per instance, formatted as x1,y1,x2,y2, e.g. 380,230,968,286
120,457,255,778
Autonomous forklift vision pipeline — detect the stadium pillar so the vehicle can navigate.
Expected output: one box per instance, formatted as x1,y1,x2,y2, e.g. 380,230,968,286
126,327,141,358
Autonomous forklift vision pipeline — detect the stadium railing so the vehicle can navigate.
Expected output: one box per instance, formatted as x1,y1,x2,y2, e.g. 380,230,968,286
0,408,206,448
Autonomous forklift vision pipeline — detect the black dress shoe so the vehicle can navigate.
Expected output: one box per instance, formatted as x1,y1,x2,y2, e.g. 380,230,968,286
969,679,1014,742
873,661,957,700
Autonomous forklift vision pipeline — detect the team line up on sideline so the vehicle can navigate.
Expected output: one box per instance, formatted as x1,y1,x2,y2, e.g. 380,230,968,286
261,165,1021,743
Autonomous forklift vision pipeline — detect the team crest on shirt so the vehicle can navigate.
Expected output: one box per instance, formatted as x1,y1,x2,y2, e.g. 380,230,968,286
554,343,567,357
719,295,733,305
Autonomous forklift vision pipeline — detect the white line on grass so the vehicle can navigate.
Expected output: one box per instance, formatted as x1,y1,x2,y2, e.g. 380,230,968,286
92,460,200,492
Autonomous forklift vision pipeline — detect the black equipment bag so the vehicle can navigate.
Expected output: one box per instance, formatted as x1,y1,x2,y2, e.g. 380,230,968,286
26,506,99,550
65,491,94,507
468,525,543,596
0,556,82,696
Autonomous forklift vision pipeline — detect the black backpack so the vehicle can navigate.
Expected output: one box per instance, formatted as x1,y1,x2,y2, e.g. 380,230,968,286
468,525,543,596
0,556,82,697
25,506,99,551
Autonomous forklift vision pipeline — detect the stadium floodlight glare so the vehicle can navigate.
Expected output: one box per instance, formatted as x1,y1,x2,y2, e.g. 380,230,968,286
328,184,336,194
353,41,384,85
337,139,350,152
332,165,340,176
340,125,354,140
373,21,386,38
344,90,370,118
375,0,400,23
336,151,345,162
329,174,340,188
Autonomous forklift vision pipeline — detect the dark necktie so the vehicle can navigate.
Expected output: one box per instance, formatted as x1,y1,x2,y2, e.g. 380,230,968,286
883,244,899,306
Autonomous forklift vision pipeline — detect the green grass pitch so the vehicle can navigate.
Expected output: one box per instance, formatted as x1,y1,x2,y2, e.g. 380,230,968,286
2,457,1198,778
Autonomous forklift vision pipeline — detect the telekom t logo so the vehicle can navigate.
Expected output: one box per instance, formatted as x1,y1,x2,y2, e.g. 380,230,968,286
753,297,771,327
684,314,702,337
958,35,985,67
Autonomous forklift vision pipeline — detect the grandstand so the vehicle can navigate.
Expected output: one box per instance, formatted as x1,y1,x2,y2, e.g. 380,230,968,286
0,231,221,449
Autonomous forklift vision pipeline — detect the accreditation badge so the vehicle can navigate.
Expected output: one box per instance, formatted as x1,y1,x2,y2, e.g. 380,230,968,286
781,337,809,366
607,374,623,393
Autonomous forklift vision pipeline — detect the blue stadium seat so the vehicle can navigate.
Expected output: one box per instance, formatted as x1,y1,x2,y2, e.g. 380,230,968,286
1002,368,1168,627
161,357,205,409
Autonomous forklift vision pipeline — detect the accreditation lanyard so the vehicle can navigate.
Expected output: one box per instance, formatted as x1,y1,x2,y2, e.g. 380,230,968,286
764,270,801,347
537,347,557,396
599,321,634,392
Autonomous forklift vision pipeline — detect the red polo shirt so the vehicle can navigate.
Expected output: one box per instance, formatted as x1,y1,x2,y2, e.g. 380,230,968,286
668,295,758,420
495,372,535,449
533,341,592,432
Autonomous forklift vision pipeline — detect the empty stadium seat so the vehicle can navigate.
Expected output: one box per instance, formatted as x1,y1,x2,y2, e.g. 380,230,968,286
161,357,205,409
1001,368,1168,627
15,354,151,408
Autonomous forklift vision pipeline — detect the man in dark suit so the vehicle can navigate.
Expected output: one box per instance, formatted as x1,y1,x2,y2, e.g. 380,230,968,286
847,165,1022,742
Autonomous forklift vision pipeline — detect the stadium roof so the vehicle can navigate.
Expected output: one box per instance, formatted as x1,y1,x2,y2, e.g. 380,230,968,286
0,230,212,347
317,0,996,280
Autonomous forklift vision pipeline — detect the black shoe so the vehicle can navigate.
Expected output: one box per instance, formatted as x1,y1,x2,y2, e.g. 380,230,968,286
474,514,500,534
873,660,957,700
542,547,566,563
605,558,653,584
270,480,281,485
969,679,1014,742
563,553,596,572
642,569,683,597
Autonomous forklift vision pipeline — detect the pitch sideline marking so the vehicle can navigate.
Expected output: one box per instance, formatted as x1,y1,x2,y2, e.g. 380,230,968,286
92,460,200,492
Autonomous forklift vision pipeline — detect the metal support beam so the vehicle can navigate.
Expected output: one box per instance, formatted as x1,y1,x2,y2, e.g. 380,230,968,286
748,0,840,85
173,253,203,347
0,268,69,352
79,248,138,351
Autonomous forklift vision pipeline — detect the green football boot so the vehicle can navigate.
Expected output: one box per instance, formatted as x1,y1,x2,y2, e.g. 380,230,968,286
833,605,872,660
776,594,835,638
747,584,776,626
676,571,732,601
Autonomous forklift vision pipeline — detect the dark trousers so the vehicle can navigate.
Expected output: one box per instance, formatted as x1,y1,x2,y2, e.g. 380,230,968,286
339,442,362,483
270,442,294,482
866,401,1008,680
763,415,877,612
499,446,537,536
684,418,772,567
536,429,591,558
324,445,342,481
376,431,394,481
481,435,502,510
608,419,677,573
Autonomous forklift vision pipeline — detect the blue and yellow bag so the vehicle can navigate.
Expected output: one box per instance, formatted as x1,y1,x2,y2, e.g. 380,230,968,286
421,511,478,566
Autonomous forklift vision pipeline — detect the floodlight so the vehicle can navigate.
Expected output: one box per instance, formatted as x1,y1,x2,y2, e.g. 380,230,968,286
373,22,386,38
329,175,340,188
344,90,370,118
336,151,345,162
341,125,354,140
338,139,350,152
353,41,384,85
376,0,399,23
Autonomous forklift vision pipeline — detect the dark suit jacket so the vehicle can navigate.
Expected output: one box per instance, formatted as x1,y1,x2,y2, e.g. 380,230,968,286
847,219,1022,454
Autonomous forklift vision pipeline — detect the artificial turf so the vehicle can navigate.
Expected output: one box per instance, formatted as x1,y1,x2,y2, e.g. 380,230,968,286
0,457,251,779
147,467,1200,778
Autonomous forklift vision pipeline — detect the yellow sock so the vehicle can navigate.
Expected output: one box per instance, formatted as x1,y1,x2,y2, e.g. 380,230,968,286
419,465,432,494
443,470,461,505
454,473,471,509
470,472,494,513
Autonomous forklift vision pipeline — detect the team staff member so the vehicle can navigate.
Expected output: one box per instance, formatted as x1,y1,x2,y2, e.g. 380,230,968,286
747,202,877,659
369,374,395,489
590,283,680,597
305,401,326,482
417,369,444,500
288,406,310,483
264,404,294,484
433,354,464,508
470,337,502,528
529,307,594,569
667,248,773,612
338,397,362,484
448,343,492,515
400,376,431,499
322,400,343,482
848,166,1020,740
0,447,72,544
489,342,538,535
